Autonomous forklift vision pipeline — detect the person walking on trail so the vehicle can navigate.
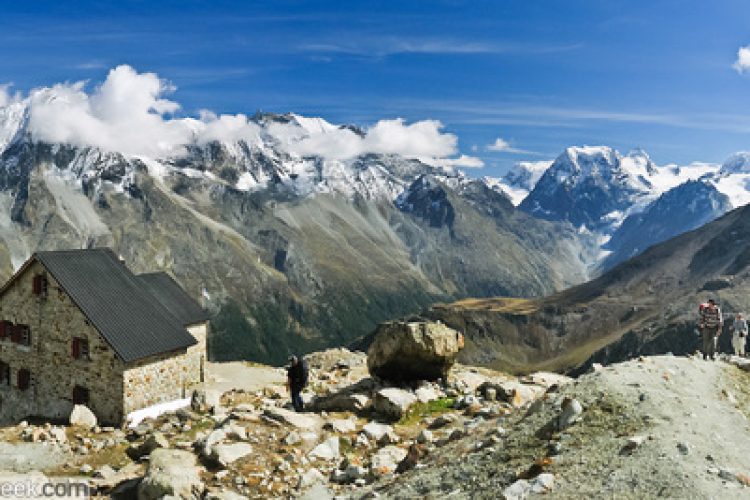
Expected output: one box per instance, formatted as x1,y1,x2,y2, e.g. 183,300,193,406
731,312,748,357
287,355,308,412
698,298,723,360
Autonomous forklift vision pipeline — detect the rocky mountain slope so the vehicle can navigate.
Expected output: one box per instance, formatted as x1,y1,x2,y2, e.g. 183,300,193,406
0,96,594,365
2,350,748,499
421,202,750,374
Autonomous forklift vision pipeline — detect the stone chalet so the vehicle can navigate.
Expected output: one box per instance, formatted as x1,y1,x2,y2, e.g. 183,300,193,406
0,248,209,425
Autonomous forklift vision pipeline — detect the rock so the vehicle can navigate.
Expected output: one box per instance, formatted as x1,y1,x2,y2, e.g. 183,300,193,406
367,321,464,382
79,464,93,474
484,387,497,402
138,449,204,500
211,443,253,467
205,490,248,500
454,394,480,410
396,443,424,473
263,407,319,430
373,388,417,421
223,422,248,440
299,483,334,500
94,465,117,480
377,429,401,446
362,422,393,441
48,427,67,443
370,445,408,477
69,405,97,429
128,431,169,460
557,398,583,430
530,473,555,494
298,468,325,489
283,431,302,446
309,436,340,461
620,435,646,455
325,418,357,434
417,429,433,444
415,386,440,403
429,414,457,429
192,388,222,413
502,479,530,500
677,442,691,456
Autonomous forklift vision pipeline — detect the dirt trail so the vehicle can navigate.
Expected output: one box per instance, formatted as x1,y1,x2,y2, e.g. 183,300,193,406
206,361,287,395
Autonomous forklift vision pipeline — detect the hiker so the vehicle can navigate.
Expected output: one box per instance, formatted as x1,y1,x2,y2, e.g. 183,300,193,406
287,355,308,412
698,298,723,360
731,312,748,357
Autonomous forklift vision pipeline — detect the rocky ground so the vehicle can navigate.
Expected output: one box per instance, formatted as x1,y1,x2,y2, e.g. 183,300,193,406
0,350,749,499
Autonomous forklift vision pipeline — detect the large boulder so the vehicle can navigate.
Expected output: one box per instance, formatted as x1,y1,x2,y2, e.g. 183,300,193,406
367,321,464,382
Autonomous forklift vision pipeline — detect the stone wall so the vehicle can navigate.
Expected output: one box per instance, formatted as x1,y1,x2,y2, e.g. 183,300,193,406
121,322,206,415
0,261,125,424
0,259,208,425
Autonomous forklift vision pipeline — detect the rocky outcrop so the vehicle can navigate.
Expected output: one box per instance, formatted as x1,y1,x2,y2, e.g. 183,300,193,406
367,321,464,382
138,449,204,499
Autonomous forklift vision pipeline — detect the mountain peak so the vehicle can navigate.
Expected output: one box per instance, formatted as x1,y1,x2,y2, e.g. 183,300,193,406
719,152,750,175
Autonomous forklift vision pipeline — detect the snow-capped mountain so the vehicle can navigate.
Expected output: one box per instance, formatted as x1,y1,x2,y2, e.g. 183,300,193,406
0,90,593,365
518,146,712,232
485,160,552,206
509,145,750,269
600,180,731,270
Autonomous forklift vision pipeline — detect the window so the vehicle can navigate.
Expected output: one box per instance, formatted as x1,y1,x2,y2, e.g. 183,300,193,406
0,321,10,340
17,369,30,391
11,325,30,346
72,385,89,405
0,362,9,385
32,274,48,297
72,338,90,360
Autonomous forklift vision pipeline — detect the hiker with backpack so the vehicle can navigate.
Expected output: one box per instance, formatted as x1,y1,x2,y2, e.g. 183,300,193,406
287,355,309,412
730,312,748,357
698,298,723,360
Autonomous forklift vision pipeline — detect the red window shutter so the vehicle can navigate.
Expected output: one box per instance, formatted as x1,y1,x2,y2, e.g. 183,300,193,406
10,325,21,343
72,338,80,359
0,321,7,338
32,275,41,295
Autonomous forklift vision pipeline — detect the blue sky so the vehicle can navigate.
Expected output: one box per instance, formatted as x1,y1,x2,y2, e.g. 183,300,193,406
2,0,750,176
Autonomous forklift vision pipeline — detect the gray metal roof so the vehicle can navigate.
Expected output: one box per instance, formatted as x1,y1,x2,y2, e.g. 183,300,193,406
136,272,209,326
34,249,197,363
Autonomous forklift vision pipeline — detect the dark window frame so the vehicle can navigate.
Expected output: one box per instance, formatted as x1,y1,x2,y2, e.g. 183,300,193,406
72,385,89,405
17,368,30,391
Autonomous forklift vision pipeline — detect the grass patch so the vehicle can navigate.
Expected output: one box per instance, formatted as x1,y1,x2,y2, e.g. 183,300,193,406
397,397,455,427
449,297,540,315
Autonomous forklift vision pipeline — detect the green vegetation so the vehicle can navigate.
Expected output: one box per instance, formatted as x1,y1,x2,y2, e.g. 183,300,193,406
397,397,455,427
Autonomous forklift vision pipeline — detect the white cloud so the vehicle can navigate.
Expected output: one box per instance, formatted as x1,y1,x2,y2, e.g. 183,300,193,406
734,46,750,74
9,65,475,166
269,117,473,167
0,84,19,107
425,154,484,169
486,137,534,154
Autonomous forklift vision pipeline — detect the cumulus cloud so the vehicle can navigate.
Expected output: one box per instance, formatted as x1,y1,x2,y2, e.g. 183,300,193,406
733,46,750,74
9,65,477,167
270,117,478,167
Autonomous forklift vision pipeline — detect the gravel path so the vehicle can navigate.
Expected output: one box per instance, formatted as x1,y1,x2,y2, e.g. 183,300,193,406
206,361,287,395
